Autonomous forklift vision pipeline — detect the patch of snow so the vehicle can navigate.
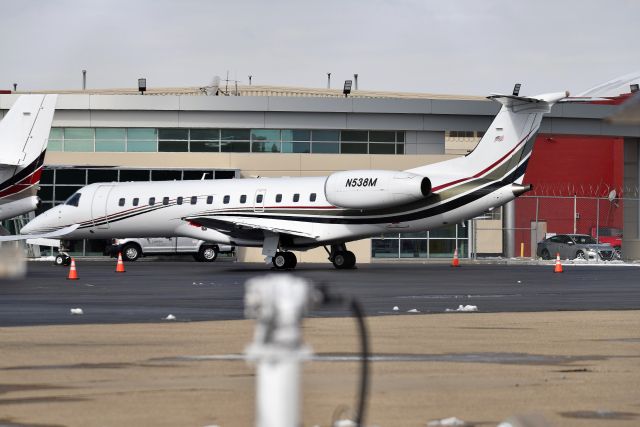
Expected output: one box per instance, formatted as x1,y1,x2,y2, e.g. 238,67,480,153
392,306,399,311
427,417,467,426
517,280,522,284
407,308,420,313
70,308,83,315
165,314,176,320
445,305,478,312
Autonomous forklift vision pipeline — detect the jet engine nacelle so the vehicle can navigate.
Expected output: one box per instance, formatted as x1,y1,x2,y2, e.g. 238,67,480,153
324,170,431,209
0,196,39,221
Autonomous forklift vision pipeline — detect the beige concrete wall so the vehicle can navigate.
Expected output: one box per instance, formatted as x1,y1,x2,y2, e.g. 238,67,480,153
475,219,503,254
44,152,453,177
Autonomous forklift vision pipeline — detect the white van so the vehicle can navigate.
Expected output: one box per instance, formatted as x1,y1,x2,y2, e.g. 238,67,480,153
106,238,235,262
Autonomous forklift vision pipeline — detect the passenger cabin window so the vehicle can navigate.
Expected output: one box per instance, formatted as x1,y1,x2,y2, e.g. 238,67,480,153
223,195,230,204
293,193,300,202
64,193,81,207
191,196,197,205
276,194,282,203
206,196,213,204
133,197,139,206
177,197,183,205
163,197,169,205
256,194,263,203
118,198,125,207
149,197,156,206
310,193,317,202
240,195,247,204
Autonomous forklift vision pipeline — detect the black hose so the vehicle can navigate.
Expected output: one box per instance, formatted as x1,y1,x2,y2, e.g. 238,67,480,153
350,298,369,427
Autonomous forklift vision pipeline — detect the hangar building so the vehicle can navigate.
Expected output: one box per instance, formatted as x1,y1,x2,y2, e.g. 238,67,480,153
1,85,639,262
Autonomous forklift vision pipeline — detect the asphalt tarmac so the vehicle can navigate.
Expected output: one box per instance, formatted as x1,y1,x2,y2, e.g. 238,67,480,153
1,260,639,326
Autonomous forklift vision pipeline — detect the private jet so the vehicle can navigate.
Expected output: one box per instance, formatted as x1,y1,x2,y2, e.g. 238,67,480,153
9,90,568,269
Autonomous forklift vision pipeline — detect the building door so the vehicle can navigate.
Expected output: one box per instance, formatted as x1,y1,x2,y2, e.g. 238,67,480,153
91,185,114,229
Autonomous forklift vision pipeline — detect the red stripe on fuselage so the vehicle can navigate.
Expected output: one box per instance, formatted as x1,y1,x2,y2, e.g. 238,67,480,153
0,167,43,199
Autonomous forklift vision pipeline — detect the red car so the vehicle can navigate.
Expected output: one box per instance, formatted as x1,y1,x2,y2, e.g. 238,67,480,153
591,227,622,253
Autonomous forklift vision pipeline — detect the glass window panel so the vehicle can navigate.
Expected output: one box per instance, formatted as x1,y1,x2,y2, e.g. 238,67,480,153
400,239,428,258
119,198,125,206
55,185,83,201
64,239,84,256
48,140,63,151
96,140,125,152
127,140,157,152
457,241,468,258
149,197,156,205
152,170,181,181
159,140,188,152
252,141,280,152
120,169,150,181
177,197,183,205
87,169,118,183
312,130,340,142
38,185,53,201
282,130,311,141
183,170,213,180
251,129,280,141
158,128,188,140
276,194,282,203
55,169,86,185
371,239,399,258
41,169,54,185
240,195,247,203
293,194,299,202
163,197,169,205
221,129,250,141
341,142,368,154
428,239,456,258
429,224,457,238
127,128,157,140
191,196,197,204
341,130,367,142
190,129,219,140
223,195,230,204
370,131,396,142
457,223,469,238
206,196,213,204
64,140,94,152
215,170,236,179
49,128,63,140
312,142,339,153
310,193,316,202
400,231,427,238
221,141,250,152
396,144,404,154
96,128,125,140
281,141,310,153
133,198,139,206
396,132,405,142
369,143,395,154
64,128,94,140
85,239,109,256
190,141,220,152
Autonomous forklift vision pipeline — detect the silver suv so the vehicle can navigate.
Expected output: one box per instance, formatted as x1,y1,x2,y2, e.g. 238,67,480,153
107,237,235,262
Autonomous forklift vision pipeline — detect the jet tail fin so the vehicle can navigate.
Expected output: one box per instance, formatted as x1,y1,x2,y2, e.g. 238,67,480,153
0,94,58,167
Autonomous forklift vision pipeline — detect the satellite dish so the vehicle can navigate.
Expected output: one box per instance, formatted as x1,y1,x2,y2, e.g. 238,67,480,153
608,189,617,202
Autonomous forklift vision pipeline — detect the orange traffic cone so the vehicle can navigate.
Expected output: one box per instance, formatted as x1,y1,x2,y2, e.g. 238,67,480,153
554,253,563,273
451,248,460,267
67,258,79,280
116,252,126,273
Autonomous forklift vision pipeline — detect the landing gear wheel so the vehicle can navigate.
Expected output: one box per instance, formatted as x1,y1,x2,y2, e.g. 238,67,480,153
332,250,356,269
197,245,218,262
541,249,551,260
122,243,141,262
54,254,70,266
272,251,297,269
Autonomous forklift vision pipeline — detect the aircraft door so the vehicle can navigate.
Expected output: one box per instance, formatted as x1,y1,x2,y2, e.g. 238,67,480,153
254,189,266,212
91,185,114,229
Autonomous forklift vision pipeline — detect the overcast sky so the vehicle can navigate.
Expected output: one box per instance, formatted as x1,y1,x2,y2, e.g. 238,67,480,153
1,0,639,96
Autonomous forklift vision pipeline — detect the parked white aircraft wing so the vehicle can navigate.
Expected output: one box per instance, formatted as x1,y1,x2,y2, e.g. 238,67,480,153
0,224,80,242
186,215,319,239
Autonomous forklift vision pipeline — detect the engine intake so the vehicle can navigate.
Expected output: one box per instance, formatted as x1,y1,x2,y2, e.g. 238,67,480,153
324,170,431,209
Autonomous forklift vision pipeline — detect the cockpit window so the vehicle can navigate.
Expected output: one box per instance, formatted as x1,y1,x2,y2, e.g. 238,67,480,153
65,193,81,207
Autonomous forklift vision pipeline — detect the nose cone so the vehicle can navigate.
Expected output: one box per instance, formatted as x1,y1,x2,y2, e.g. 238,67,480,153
21,212,48,234
20,219,37,234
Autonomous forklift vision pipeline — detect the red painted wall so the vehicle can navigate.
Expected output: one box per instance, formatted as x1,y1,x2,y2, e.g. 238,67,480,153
514,134,624,256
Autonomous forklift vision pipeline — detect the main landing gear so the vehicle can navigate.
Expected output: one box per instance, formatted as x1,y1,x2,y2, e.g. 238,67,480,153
272,251,297,270
326,243,356,269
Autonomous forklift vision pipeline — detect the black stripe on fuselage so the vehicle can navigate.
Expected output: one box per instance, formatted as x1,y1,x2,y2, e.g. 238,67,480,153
0,150,47,192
